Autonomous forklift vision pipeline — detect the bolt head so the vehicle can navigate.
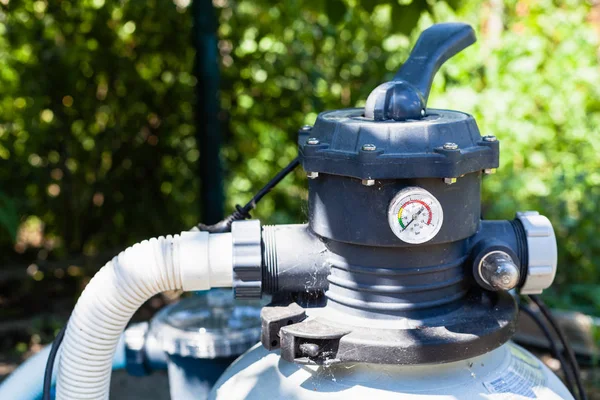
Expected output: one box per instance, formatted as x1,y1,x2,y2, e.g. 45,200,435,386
307,171,319,179
362,179,375,187
361,144,377,151
443,142,459,150
484,168,497,175
443,177,457,185
482,135,497,142
306,137,320,145
301,125,313,131
299,343,320,358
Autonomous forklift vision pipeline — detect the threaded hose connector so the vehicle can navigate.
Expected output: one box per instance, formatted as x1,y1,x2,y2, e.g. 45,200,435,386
515,211,557,295
262,225,279,294
232,220,262,299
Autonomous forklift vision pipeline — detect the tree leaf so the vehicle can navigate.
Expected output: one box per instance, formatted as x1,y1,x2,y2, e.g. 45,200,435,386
0,193,19,241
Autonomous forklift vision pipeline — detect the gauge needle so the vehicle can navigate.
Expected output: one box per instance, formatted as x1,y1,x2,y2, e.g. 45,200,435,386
402,207,425,232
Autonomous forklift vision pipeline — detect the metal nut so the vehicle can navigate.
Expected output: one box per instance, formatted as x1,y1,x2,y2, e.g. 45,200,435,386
361,179,375,187
482,135,497,142
307,172,319,179
361,144,377,151
443,177,457,185
306,138,320,145
443,142,459,150
301,125,313,131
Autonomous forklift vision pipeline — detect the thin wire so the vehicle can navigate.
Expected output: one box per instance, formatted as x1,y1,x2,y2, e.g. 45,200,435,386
239,157,300,215
529,295,587,400
519,303,576,396
43,324,67,400
197,157,300,233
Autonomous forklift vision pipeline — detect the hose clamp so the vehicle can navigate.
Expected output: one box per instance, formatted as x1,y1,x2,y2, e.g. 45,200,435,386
232,220,262,299
516,211,557,295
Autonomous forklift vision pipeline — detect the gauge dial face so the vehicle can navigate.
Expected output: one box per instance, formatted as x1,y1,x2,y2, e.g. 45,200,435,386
388,187,444,244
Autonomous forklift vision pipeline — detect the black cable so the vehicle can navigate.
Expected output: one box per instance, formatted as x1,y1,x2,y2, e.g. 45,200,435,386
43,324,67,400
529,295,587,400
197,157,300,233
519,303,577,396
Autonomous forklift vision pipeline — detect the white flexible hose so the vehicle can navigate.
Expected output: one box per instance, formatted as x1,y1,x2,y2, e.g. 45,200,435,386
56,231,233,400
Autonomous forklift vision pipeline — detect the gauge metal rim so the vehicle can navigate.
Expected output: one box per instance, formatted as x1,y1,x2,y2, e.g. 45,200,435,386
387,186,444,244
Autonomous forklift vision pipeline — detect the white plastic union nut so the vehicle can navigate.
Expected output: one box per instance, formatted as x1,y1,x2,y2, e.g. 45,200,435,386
516,211,557,295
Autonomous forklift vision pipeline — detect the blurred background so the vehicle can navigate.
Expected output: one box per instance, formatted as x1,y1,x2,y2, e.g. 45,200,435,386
0,0,599,394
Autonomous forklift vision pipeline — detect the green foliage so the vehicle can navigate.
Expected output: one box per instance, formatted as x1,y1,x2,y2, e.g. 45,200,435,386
0,191,18,240
428,0,600,302
0,0,199,259
1,0,600,314
217,0,451,224
218,0,600,311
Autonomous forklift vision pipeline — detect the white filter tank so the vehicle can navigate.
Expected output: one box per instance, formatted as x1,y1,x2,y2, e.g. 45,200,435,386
210,341,573,400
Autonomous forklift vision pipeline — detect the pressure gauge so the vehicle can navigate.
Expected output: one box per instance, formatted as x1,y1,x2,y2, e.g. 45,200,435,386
388,187,444,244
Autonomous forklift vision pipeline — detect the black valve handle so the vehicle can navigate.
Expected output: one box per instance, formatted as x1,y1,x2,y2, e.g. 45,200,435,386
365,23,476,121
